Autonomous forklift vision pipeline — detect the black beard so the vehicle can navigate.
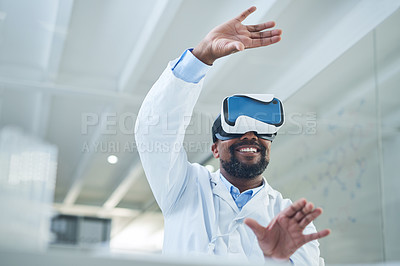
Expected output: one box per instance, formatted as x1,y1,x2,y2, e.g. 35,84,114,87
220,140,269,180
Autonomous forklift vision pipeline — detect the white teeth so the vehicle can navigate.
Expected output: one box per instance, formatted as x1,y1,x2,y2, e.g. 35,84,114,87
239,147,257,153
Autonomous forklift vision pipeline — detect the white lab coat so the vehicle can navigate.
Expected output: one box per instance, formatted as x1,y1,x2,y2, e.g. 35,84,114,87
135,64,321,265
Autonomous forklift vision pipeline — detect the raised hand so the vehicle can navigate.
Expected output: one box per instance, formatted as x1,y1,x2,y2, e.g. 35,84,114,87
244,198,331,260
192,6,282,65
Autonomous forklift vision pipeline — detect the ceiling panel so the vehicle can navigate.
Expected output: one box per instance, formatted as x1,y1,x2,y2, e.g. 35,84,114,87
58,0,157,90
0,0,58,80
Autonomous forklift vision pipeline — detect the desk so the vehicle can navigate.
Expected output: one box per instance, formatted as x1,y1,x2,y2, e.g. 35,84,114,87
0,248,290,266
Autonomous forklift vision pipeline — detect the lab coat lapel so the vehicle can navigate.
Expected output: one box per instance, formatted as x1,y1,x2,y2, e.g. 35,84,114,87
235,178,275,222
234,187,269,221
210,170,239,213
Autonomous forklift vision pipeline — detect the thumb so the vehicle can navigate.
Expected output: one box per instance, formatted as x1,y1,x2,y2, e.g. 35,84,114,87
244,218,265,239
228,41,244,53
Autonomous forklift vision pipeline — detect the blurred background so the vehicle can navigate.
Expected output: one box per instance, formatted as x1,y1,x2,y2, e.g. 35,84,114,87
0,0,399,265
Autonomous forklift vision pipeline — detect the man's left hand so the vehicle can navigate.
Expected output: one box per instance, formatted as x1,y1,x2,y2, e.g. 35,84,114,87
244,198,331,260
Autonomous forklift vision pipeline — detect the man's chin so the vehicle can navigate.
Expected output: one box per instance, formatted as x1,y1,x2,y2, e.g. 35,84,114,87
221,157,269,180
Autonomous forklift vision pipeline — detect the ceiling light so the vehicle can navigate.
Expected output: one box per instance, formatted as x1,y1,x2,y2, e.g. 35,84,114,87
107,155,118,164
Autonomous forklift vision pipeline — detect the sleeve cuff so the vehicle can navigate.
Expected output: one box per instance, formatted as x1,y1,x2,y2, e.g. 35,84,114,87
170,48,211,84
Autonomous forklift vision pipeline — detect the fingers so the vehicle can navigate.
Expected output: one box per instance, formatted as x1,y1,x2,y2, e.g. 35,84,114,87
299,207,322,228
285,200,325,231
235,6,257,22
283,198,307,217
289,200,321,228
247,21,276,32
250,29,282,39
292,202,314,222
244,218,265,239
247,31,282,49
304,229,331,243
233,7,282,49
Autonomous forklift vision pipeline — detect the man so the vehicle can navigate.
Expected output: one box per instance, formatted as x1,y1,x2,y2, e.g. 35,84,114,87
135,6,330,265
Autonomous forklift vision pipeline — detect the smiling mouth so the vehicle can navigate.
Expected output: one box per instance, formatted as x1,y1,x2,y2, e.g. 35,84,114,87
236,146,260,153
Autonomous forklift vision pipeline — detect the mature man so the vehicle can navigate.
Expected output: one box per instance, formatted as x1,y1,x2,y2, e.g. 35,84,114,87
135,6,330,265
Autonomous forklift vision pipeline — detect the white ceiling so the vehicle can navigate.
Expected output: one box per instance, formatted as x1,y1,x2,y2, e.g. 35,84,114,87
0,0,399,262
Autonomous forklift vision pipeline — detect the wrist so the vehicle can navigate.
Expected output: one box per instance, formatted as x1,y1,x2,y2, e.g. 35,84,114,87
192,40,215,66
263,252,291,262
264,256,291,264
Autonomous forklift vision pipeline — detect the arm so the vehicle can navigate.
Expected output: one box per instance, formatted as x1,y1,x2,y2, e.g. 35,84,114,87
135,6,282,214
134,64,203,214
245,198,331,262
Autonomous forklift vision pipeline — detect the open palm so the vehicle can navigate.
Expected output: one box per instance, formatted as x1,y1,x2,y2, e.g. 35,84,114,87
193,6,282,65
245,199,331,260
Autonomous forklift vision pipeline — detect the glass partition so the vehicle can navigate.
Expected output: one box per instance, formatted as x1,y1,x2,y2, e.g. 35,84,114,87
265,8,400,264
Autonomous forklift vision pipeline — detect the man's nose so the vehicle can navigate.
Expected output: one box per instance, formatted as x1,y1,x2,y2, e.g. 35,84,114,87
240,131,258,140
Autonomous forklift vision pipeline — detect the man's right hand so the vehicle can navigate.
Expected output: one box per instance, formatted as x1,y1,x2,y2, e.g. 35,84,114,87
192,6,282,65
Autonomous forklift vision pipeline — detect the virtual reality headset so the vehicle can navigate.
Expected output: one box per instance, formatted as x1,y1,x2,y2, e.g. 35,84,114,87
212,94,284,142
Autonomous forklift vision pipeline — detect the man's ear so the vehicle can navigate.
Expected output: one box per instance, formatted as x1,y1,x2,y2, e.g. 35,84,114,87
211,142,220,158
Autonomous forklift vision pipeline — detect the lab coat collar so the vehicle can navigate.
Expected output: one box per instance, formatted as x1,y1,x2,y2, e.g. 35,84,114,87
210,170,240,213
210,170,278,216
237,177,281,221
236,181,271,221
